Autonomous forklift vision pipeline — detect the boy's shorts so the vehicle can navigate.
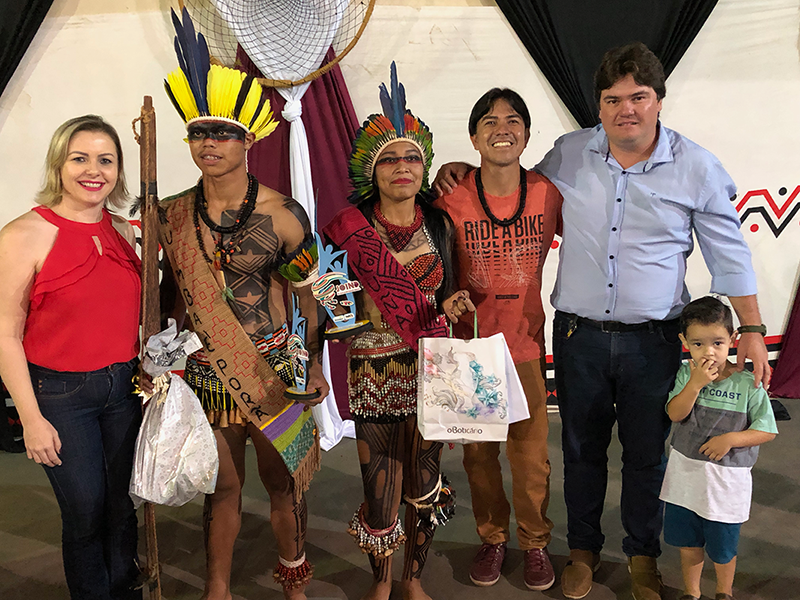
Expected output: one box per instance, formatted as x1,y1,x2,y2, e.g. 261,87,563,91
663,502,741,564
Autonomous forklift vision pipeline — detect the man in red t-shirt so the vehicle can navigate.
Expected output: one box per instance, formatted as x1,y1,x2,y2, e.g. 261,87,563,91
435,89,562,591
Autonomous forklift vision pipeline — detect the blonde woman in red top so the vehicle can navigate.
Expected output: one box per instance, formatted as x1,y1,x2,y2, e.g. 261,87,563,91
0,115,143,600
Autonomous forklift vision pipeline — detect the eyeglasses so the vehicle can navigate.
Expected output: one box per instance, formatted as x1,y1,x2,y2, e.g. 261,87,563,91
375,155,424,167
186,123,247,142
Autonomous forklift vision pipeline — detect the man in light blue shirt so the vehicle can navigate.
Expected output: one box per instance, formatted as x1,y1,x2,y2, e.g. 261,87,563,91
434,42,769,600
536,43,769,600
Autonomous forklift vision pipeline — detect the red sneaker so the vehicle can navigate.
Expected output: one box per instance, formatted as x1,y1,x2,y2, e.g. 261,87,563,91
469,542,507,587
523,547,555,591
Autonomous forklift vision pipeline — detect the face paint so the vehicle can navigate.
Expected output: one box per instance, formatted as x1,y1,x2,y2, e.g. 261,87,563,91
186,122,247,142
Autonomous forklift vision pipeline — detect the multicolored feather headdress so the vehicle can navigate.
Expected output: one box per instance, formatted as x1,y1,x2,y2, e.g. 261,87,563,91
164,8,278,142
349,62,434,203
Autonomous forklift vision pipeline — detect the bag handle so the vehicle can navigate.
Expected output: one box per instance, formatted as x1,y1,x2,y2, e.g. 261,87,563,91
448,311,479,339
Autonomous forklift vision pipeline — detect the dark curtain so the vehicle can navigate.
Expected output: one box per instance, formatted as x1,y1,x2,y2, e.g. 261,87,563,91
237,48,359,229
770,279,800,400
495,0,718,128
0,0,54,98
237,48,360,416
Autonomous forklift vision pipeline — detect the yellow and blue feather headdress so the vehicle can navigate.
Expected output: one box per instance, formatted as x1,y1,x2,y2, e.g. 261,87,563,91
349,62,434,203
164,8,278,141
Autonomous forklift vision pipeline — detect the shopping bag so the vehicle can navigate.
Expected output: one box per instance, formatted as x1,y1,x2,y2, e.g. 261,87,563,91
418,317,528,444
130,321,218,507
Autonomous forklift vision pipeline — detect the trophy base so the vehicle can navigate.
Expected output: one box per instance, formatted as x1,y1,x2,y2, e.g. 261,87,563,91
285,387,322,402
324,319,374,341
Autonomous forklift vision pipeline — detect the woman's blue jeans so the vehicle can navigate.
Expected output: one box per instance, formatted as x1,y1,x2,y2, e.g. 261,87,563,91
30,358,143,600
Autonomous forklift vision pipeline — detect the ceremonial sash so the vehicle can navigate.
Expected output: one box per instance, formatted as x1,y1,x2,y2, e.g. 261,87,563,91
159,191,319,494
323,206,448,348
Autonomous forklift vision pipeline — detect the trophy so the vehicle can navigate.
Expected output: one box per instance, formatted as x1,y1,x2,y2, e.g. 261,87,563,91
284,293,321,401
312,233,373,340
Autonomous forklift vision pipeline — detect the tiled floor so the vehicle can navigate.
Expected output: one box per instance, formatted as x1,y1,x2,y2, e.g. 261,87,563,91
2,411,798,600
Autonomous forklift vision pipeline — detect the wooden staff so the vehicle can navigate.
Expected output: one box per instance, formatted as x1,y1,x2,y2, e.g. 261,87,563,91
133,96,162,600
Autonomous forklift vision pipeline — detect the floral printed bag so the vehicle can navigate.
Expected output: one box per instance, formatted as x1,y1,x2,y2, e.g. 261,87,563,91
417,316,528,443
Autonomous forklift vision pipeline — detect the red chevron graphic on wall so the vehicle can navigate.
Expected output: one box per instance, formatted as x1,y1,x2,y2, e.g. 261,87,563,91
734,186,800,237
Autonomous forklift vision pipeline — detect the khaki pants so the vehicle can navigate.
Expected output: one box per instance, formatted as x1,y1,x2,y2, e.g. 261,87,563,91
462,358,553,550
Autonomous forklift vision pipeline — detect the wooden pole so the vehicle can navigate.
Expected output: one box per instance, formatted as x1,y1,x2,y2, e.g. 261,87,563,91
133,96,162,600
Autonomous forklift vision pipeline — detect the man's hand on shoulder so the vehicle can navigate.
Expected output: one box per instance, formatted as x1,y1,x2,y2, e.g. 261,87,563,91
433,162,474,196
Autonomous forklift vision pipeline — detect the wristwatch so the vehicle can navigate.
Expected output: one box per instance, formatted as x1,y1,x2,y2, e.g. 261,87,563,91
737,324,767,336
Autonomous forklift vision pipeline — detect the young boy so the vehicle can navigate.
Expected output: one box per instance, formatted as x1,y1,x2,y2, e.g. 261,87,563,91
660,296,778,600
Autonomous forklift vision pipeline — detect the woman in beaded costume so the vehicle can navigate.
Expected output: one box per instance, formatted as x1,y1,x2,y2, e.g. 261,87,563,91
322,63,465,600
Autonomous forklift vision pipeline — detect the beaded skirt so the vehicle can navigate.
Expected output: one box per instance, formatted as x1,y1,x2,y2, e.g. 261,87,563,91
348,329,418,424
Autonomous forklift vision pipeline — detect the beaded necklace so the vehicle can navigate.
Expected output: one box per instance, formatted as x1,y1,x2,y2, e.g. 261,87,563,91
193,173,258,270
373,202,423,252
475,165,527,227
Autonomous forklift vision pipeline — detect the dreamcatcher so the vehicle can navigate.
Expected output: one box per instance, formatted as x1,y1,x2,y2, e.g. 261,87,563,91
179,0,375,449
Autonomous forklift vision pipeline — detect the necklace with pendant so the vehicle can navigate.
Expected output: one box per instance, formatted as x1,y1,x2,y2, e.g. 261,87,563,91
193,173,258,270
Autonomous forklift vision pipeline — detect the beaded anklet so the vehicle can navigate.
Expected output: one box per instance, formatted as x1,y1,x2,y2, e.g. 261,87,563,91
273,553,313,589
347,503,406,557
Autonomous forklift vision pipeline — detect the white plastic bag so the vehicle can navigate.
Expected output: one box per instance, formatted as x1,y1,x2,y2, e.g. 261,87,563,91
130,322,218,507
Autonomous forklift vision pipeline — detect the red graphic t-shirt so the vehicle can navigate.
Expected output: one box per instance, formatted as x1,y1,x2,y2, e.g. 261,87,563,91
435,169,562,363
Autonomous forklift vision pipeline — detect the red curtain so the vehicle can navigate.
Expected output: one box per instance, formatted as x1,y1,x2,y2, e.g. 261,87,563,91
238,48,360,416
770,281,800,400
238,48,359,228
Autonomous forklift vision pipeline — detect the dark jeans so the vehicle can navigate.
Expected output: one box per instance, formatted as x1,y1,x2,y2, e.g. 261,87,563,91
30,359,143,600
553,311,682,558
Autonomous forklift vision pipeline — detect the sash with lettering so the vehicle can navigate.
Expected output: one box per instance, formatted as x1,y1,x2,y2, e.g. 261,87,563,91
322,206,448,347
159,190,319,494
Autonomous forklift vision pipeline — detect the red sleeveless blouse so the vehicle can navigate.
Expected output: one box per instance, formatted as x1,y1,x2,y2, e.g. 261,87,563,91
23,207,141,372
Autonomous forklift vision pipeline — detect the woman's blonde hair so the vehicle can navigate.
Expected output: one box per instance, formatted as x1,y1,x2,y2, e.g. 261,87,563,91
36,115,129,209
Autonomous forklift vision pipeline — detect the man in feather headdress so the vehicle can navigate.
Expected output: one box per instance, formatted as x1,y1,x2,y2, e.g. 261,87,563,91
158,9,328,600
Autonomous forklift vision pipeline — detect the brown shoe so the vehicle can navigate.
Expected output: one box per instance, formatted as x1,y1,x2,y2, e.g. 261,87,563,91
469,542,507,587
628,556,663,600
561,549,600,599
523,547,555,591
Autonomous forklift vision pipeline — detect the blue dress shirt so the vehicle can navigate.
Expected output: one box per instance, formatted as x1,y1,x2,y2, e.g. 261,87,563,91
536,123,757,323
